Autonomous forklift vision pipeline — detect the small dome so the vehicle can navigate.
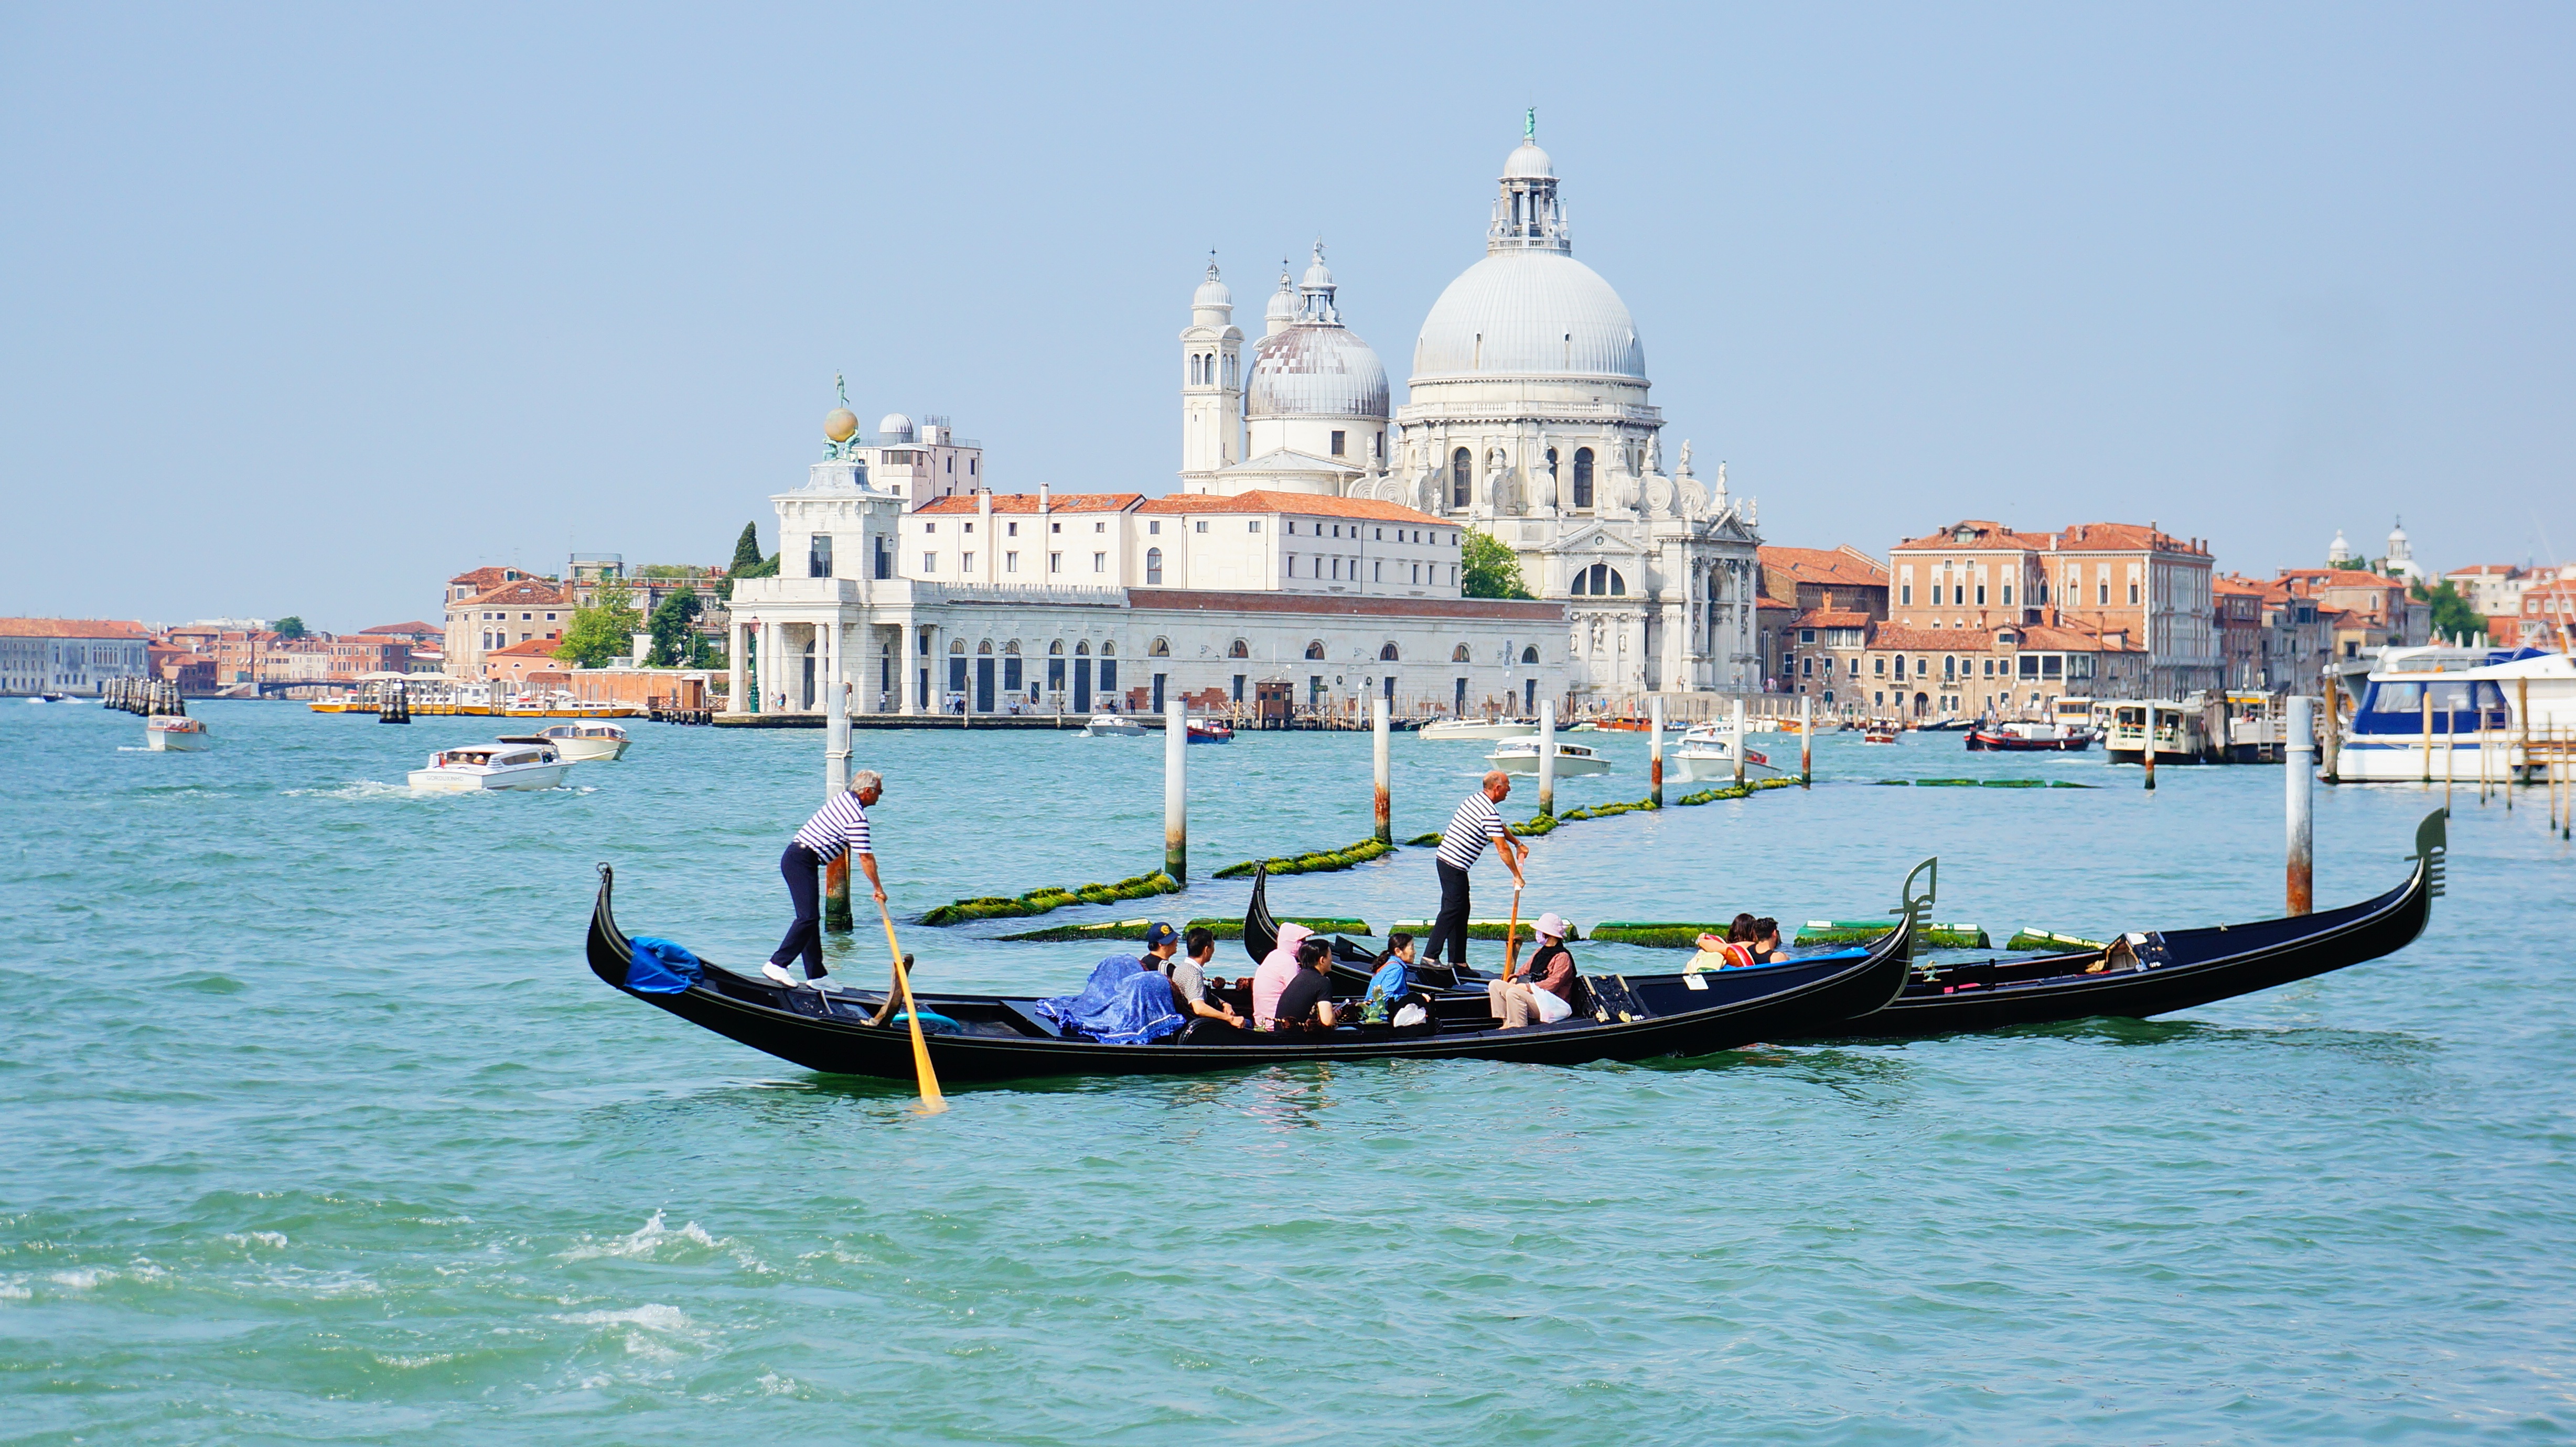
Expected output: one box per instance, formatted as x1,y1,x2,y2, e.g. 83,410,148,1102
1192,258,1231,310
824,408,858,443
1247,324,1389,421
877,412,916,442
1502,138,1554,180
1264,266,1299,326
1302,247,1335,291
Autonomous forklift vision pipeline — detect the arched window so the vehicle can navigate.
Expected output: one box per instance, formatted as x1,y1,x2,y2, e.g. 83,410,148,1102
1305,640,1326,660
949,639,965,654
1574,563,1627,597
1451,448,1472,510
1573,448,1595,508
1049,640,1064,654
1228,639,1249,658
1149,638,1169,657
1452,643,1472,662
1379,642,1400,662
1605,567,1625,597
1145,547,1164,585
1002,640,1020,655
1521,645,1540,664
1100,642,1114,656
1074,641,1089,655
977,640,993,655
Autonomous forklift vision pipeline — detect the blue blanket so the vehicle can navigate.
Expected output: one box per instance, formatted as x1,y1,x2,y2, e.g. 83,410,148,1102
626,935,704,994
1035,953,1145,1025
1065,968,1185,1045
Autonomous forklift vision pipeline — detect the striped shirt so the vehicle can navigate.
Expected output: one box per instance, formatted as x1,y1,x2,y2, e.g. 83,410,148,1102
793,792,874,863
1435,791,1507,870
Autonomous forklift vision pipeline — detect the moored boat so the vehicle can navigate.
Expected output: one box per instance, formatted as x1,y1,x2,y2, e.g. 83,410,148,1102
1965,721,2091,752
2328,645,2575,783
1487,737,1612,776
146,715,212,751
407,741,571,792
1418,717,1536,741
1186,718,1233,744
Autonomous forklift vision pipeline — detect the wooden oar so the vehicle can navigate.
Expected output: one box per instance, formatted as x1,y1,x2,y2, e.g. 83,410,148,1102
875,898,948,1115
1502,879,1525,980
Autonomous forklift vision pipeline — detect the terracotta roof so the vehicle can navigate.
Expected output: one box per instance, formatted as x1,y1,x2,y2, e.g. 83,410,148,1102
914,492,1145,515
1869,624,1993,652
1758,545,1887,587
1756,596,1798,612
1795,609,1873,628
0,618,149,639
487,638,563,658
1135,491,1445,525
361,620,444,636
2277,568,2400,592
2213,575,2268,597
2445,564,2523,578
460,580,571,609
447,565,549,590
2015,624,2139,652
1891,520,2060,553
2047,523,2208,555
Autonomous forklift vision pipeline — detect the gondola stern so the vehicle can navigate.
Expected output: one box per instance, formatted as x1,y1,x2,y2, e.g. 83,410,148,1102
2413,808,2447,902
1243,863,1276,964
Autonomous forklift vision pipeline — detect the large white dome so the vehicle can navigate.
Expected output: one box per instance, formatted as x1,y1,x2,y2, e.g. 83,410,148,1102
1247,323,1389,420
1410,250,1645,384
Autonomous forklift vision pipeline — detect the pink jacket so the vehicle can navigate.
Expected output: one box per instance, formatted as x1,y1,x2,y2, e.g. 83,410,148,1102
1251,924,1313,1029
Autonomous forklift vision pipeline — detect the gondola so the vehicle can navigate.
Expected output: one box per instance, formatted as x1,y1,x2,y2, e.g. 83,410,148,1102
581,860,1927,1082
1798,808,2446,1039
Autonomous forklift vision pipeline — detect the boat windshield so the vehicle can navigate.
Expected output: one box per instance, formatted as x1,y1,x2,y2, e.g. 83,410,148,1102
2358,679,2507,733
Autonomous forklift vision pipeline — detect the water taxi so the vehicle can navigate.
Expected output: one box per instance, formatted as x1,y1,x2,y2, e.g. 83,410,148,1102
500,722,630,761
1486,738,1612,776
1417,717,1537,741
407,742,571,793
1080,714,1145,738
1670,736,1781,781
146,715,212,751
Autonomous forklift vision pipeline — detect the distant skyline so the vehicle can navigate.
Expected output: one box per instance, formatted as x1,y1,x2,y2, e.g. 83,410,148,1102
3,3,2570,629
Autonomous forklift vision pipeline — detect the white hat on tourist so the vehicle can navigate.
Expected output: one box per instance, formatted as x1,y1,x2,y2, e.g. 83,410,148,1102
1535,912,1570,941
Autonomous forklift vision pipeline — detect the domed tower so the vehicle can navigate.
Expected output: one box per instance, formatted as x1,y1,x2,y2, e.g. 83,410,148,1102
1178,255,1244,485
1230,241,1390,491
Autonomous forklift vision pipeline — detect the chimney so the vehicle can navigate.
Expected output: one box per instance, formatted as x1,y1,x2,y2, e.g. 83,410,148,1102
1039,482,1051,516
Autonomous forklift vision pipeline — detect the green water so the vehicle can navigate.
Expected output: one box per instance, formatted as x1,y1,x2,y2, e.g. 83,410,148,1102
5,701,2571,1443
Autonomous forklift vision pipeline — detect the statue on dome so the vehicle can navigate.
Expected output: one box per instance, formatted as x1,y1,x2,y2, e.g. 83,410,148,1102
1676,440,1693,477
1644,434,1661,476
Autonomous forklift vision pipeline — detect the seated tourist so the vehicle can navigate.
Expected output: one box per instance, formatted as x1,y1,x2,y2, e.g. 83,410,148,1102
1066,965,1187,1044
1165,925,1244,1027
1251,923,1313,1029
1268,937,1338,1032
1035,952,1145,1026
1358,932,1419,1024
1690,913,1765,971
1751,917,1787,963
1487,913,1580,1029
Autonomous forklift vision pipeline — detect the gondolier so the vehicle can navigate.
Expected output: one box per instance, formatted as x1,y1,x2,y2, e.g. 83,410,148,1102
764,770,886,988
1426,770,1525,971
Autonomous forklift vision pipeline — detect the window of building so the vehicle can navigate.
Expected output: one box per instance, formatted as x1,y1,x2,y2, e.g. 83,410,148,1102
1374,528,1383,541
1801,657,1813,677
1380,642,1399,661
1092,552,1105,573
1093,521,1105,534
1249,520,1261,533
1306,640,1326,660
2002,585,2013,605
1195,521,1208,533
2099,582,2110,605
922,552,937,571
1228,639,1249,658
2129,582,2140,605
1050,522,1061,533
1049,552,1061,573
1975,585,1986,605
1149,520,1161,535
1004,552,1018,573
1006,521,1018,537
1901,585,1913,605
1452,643,1472,662
1150,637,1169,657
962,552,974,572
1895,656,1906,679
1145,548,1163,585
1330,430,1345,456
1798,628,1817,644
1573,448,1594,508
963,522,974,534
924,522,936,533
1522,646,1540,664
1452,448,1472,509
1373,560,1382,581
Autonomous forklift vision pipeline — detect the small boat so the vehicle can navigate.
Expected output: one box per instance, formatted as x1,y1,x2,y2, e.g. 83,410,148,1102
1917,716,1973,732
501,722,630,761
1080,714,1145,738
1862,727,1900,744
407,742,571,792
1802,809,2445,1039
1187,718,1233,744
580,860,1919,1081
146,715,212,751
35,693,66,704
1487,738,1612,776
1670,736,1780,782
1592,718,1656,732
1965,721,2092,752
1417,717,1536,741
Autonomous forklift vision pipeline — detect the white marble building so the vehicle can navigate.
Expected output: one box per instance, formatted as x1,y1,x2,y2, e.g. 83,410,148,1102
1178,121,1765,697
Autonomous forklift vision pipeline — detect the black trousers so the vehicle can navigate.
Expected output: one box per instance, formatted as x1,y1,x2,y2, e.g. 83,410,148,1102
770,842,828,977
1425,860,1473,966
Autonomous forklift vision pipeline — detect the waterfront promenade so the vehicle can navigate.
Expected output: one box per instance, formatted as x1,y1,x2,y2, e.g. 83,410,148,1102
6,702,2571,1442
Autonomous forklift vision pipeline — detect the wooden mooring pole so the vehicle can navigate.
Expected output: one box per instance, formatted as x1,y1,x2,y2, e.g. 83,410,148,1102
1731,697,1747,787
823,690,852,932
1800,693,1813,787
2321,673,2342,783
2285,695,2314,916
1372,694,1392,844
1538,698,1557,817
1649,695,1665,808
2143,702,2158,792
1164,694,1188,881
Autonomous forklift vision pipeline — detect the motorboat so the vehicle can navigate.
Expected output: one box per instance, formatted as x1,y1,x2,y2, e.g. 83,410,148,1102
1965,720,2091,752
2330,644,2576,782
407,742,572,792
1670,736,1781,782
1417,717,1536,741
146,715,212,751
1486,738,1612,776
500,722,630,761
1187,718,1233,744
1080,714,1145,738
1862,726,1901,744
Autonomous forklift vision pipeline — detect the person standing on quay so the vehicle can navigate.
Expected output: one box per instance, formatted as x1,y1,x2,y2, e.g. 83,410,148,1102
1427,770,1525,972
765,770,886,988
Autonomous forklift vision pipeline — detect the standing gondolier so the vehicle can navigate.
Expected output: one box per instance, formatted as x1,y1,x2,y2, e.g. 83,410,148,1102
765,770,886,988
1426,770,1525,972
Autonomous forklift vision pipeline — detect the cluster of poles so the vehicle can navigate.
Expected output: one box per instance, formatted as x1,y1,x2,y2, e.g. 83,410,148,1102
103,676,185,717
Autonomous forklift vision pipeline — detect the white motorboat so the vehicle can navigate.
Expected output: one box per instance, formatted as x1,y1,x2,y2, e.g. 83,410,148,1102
1418,717,1536,741
501,722,630,761
2331,645,2576,782
1670,736,1781,782
146,715,212,751
1080,714,1145,738
407,742,572,793
1486,738,1613,776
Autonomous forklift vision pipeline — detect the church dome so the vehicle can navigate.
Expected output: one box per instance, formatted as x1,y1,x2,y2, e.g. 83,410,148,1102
1502,138,1553,179
1411,250,1646,383
1192,260,1232,311
1247,323,1390,420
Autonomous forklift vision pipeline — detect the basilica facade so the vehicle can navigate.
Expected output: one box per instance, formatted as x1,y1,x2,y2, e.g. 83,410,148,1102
1178,125,1765,697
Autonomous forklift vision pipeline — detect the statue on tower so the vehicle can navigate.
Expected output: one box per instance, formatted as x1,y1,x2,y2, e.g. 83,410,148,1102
823,373,862,460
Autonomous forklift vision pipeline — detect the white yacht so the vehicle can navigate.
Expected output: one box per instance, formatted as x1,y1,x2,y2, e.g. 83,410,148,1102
1080,714,1145,738
407,742,572,793
1419,717,1536,741
2332,645,2576,782
1486,738,1612,776
1670,735,1781,782
501,722,630,761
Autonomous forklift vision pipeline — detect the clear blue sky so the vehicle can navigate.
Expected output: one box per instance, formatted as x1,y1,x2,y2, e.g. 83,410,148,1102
4,3,2568,629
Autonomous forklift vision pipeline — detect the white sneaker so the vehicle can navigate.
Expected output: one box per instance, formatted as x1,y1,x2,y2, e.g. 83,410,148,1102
762,964,797,987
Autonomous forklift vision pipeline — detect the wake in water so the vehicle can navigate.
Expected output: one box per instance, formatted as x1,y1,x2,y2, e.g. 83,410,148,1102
282,781,599,801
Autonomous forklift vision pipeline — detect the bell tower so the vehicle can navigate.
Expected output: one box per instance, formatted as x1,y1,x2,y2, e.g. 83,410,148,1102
1179,255,1243,488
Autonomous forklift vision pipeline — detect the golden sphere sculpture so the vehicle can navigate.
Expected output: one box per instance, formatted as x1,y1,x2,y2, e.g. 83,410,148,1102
824,408,860,443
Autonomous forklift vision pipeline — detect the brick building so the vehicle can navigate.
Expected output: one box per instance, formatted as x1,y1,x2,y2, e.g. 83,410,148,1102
1854,621,2145,720
1889,520,2219,698
1756,544,1890,693
443,578,571,681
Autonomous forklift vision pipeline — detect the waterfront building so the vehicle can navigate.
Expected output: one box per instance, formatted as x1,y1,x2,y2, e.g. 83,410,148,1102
1756,545,1891,696
0,619,149,696
2273,568,2426,656
2215,576,2267,690
1174,122,1766,699
1856,621,2144,720
2508,576,2576,652
442,578,571,681
1888,520,2221,698
2444,564,2531,624
484,638,571,690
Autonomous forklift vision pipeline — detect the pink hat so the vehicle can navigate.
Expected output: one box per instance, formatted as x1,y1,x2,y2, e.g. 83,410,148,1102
1535,912,1570,941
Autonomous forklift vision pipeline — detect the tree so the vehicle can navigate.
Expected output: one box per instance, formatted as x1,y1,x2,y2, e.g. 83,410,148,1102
2413,578,2482,642
272,615,307,639
554,578,643,668
646,589,703,666
729,523,765,575
1460,528,1536,600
